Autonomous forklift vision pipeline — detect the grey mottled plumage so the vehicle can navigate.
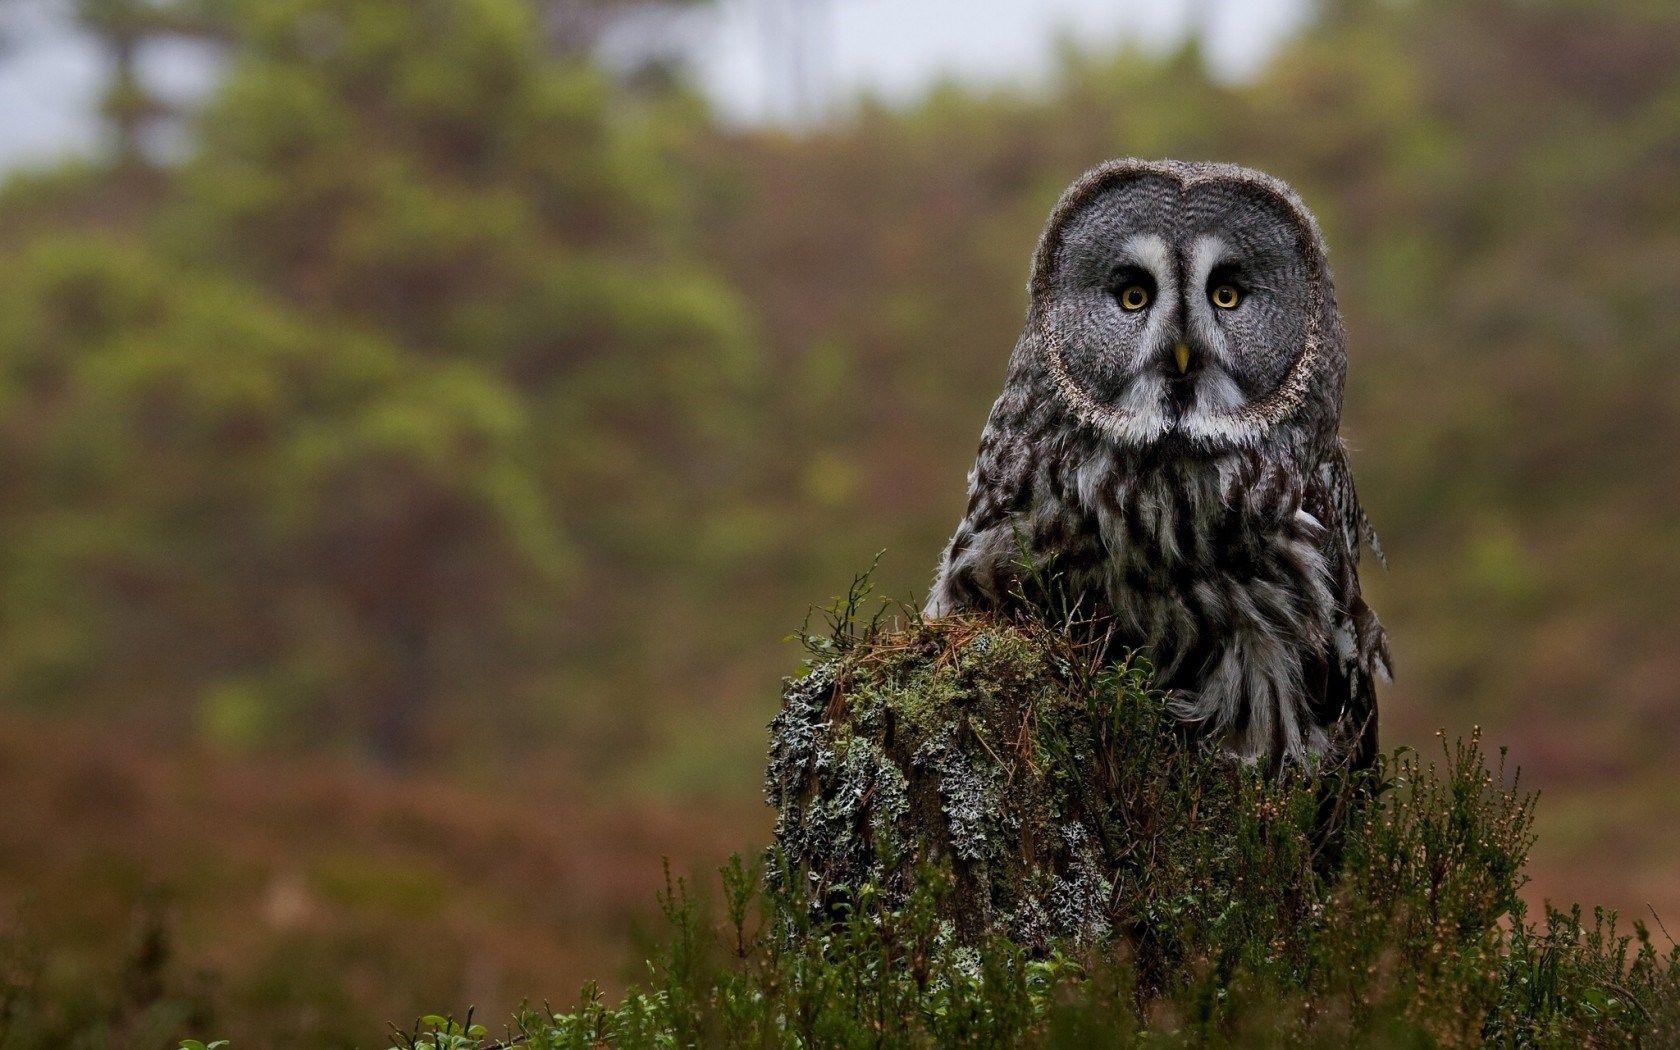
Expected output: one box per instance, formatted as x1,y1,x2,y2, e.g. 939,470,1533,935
928,159,1389,771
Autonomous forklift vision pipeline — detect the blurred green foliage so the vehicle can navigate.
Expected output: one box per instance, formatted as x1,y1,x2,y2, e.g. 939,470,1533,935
0,0,758,766
3,0,1673,789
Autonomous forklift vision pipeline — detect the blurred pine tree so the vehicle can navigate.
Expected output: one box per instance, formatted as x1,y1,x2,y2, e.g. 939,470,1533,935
0,0,756,765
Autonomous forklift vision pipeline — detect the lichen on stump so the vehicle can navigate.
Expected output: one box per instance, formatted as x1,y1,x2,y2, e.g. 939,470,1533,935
765,610,1333,952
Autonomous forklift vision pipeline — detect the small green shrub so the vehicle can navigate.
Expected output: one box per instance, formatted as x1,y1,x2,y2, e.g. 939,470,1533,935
372,597,1680,1048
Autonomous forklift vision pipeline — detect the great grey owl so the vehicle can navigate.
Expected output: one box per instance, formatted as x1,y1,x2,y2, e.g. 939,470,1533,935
927,158,1389,773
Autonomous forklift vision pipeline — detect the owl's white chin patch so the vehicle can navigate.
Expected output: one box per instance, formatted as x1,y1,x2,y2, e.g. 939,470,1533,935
1187,368,1247,414
1174,368,1259,446
1082,369,1261,450
1109,373,1175,444
1041,330,1265,449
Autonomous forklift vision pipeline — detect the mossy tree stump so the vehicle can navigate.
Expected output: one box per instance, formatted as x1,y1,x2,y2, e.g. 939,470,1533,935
765,612,1341,952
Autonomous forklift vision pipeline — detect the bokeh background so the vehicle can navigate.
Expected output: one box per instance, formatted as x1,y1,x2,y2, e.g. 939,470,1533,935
0,0,1675,1045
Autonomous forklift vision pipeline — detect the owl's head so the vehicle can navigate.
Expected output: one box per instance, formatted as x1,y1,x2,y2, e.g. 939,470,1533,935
1026,159,1344,452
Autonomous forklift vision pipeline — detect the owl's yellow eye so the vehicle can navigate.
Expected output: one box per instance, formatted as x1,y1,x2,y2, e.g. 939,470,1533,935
1118,285,1150,311
1210,284,1241,309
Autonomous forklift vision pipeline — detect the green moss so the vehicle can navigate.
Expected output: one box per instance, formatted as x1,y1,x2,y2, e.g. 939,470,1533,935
769,615,1229,950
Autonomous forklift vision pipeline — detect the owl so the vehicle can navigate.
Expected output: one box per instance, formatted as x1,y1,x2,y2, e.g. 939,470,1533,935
928,159,1389,773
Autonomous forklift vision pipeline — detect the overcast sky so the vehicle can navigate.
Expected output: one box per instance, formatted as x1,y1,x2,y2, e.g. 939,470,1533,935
687,0,1309,122
0,0,1306,172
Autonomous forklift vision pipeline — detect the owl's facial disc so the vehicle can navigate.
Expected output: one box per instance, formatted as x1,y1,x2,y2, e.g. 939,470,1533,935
1035,169,1321,452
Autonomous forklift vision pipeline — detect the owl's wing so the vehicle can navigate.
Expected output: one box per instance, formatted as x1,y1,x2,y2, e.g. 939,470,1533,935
1306,441,1390,769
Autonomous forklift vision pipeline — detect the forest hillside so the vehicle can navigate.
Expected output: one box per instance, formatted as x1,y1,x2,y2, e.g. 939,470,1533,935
0,0,1676,1044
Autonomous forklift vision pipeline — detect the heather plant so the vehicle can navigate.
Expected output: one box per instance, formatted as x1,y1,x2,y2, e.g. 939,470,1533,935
373,595,1680,1048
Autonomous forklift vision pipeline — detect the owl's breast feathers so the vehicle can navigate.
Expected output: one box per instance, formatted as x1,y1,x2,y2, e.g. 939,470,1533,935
929,406,1387,769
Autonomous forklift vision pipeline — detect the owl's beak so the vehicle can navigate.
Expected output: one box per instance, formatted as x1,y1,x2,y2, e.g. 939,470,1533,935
1172,342,1193,375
